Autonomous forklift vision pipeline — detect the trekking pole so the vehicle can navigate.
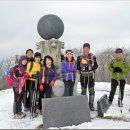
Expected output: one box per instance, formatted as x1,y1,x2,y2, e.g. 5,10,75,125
30,78,38,120
23,80,27,109
117,73,122,113
30,73,38,120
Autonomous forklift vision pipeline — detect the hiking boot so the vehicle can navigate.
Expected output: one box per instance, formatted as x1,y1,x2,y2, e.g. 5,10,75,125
14,113,25,119
39,110,42,115
89,94,95,111
18,112,26,117
31,113,38,118
24,107,29,112
108,100,112,105
118,99,123,107
89,103,94,111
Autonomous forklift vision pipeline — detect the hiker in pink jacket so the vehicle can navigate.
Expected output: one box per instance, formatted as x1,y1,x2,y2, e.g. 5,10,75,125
13,55,28,119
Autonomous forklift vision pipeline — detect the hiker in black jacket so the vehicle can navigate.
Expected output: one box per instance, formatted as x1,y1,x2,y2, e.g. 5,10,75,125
77,43,98,111
23,49,34,112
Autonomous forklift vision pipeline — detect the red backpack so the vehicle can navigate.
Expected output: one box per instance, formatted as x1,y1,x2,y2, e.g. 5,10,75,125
6,67,15,87
6,65,20,87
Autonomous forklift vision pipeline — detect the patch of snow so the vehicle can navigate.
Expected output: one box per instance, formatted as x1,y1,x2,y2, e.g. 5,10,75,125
0,82,130,129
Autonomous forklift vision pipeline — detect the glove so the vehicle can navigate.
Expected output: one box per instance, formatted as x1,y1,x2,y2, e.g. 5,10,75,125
92,66,95,71
81,59,87,65
39,84,44,92
113,67,122,73
72,61,75,68
32,74,38,79
49,80,55,87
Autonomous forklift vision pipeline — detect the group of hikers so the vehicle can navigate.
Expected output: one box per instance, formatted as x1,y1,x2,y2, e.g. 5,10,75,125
11,42,130,119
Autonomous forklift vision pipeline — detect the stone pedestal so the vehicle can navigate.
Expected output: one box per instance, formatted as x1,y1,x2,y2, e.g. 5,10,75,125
42,95,91,129
52,79,64,97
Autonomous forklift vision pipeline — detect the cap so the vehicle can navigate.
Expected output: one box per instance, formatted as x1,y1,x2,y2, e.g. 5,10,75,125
115,48,123,53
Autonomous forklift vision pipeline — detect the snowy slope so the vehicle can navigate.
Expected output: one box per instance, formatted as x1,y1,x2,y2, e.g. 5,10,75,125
0,82,130,129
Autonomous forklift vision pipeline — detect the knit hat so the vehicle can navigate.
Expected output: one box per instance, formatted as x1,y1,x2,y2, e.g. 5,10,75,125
83,43,90,49
34,52,42,58
115,48,123,53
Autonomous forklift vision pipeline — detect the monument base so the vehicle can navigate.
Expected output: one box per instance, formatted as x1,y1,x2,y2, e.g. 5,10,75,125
42,95,91,129
52,79,64,97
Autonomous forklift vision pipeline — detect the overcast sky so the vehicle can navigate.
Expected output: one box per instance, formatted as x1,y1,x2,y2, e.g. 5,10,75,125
0,0,130,60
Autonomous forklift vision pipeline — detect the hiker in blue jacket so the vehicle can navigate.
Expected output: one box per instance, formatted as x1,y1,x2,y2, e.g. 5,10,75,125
61,50,77,96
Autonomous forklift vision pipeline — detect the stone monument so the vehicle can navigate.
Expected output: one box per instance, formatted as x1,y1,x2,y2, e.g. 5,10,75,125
36,14,65,96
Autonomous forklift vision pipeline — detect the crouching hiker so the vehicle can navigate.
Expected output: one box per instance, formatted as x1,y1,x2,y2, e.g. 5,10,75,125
77,43,98,111
26,52,42,118
38,55,57,114
108,48,130,107
61,50,77,96
13,55,28,119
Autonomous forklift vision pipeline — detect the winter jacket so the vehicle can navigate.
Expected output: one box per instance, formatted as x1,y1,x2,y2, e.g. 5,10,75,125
27,57,34,63
26,61,41,81
61,60,77,81
108,58,130,80
39,66,57,84
77,53,98,75
13,65,26,93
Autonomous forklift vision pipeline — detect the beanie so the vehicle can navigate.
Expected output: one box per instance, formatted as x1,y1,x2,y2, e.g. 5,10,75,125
34,52,42,58
115,48,123,53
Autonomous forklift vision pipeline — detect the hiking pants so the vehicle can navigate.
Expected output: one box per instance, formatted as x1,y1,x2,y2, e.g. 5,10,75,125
13,87,23,115
23,80,30,109
27,80,38,113
63,80,75,96
38,83,52,110
109,79,125,102
80,75,95,95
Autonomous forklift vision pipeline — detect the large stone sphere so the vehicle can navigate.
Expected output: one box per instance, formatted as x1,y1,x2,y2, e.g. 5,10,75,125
37,14,64,40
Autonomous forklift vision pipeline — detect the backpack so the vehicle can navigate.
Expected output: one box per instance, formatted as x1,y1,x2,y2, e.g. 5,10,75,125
6,65,21,87
28,61,42,72
6,67,14,86
79,53,94,71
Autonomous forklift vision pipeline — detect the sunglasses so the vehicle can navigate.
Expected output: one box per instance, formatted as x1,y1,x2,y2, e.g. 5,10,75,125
66,50,73,54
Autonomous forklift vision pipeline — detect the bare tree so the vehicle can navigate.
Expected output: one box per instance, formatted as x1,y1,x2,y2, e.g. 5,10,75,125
0,56,16,90
71,46,130,84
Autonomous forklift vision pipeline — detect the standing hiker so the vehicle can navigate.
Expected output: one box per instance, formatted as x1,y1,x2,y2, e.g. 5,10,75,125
61,50,77,96
108,48,130,107
13,55,28,119
38,55,57,114
23,49,34,111
77,43,98,111
26,49,34,62
26,52,42,118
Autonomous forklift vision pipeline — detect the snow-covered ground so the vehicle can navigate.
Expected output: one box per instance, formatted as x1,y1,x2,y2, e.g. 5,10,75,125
0,82,130,129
